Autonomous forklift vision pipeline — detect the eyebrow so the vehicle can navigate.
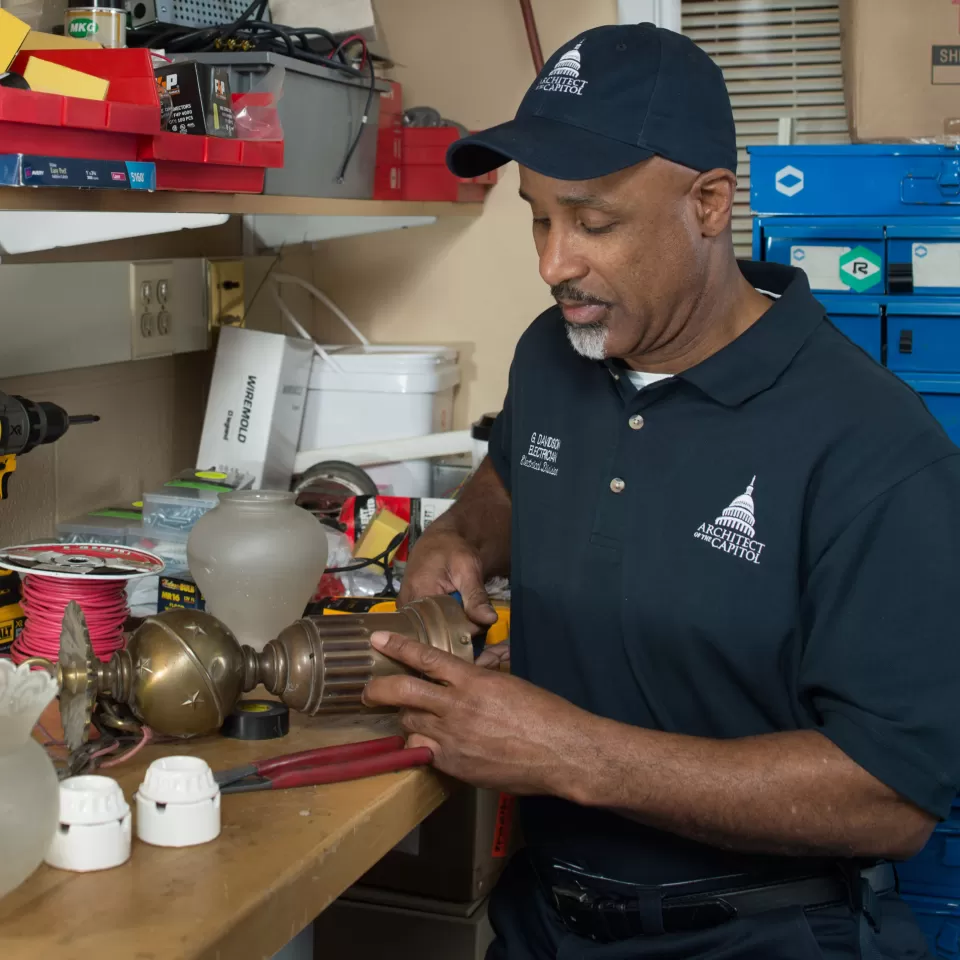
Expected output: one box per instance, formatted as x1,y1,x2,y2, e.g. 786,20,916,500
518,189,617,212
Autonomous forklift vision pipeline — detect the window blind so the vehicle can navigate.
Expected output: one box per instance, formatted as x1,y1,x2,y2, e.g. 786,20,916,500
682,0,849,255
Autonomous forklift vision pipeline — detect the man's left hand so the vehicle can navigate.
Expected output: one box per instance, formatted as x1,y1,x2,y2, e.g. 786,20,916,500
362,631,587,795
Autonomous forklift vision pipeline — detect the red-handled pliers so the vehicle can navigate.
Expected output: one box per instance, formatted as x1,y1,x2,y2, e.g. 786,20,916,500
215,735,433,795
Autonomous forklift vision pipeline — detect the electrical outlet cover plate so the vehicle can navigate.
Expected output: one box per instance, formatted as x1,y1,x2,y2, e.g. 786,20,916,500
207,259,246,332
130,259,207,361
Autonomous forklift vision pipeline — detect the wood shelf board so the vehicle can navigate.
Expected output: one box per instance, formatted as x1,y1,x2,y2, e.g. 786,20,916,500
0,188,484,218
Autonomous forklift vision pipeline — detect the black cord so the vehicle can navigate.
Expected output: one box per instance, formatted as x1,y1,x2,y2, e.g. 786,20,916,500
129,8,377,181
325,527,408,598
326,528,408,576
337,54,376,183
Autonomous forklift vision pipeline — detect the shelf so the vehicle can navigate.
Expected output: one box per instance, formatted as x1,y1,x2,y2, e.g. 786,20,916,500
0,189,484,253
0,187,483,218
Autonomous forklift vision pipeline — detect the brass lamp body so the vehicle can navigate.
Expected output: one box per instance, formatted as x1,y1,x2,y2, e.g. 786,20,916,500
53,596,474,750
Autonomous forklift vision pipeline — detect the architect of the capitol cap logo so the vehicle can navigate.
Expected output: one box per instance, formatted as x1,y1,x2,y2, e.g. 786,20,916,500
536,41,588,96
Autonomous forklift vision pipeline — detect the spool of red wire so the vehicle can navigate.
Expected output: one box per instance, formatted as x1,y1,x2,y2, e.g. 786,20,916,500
12,574,128,664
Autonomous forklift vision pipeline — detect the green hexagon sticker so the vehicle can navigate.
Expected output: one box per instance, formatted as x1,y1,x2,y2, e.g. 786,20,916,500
839,246,882,292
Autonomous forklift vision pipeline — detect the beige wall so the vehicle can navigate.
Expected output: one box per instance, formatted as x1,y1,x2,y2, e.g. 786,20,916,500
291,0,618,425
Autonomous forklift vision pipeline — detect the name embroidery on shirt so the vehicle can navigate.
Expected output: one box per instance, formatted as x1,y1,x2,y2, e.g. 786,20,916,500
521,431,561,477
693,477,766,565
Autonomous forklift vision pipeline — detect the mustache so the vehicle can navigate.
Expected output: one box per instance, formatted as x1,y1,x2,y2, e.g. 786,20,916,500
551,282,612,308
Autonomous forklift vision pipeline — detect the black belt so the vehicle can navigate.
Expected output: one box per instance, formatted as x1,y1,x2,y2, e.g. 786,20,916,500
532,856,896,944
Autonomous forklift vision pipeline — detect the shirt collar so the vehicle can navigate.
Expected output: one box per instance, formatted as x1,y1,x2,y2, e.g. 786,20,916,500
677,261,824,407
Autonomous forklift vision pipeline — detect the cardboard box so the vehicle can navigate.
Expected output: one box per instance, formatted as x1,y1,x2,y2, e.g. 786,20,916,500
157,572,205,613
0,155,156,190
23,55,109,100
0,8,29,72
155,61,236,138
360,787,516,902
840,0,960,141
197,327,314,490
313,889,494,960
20,30,100,51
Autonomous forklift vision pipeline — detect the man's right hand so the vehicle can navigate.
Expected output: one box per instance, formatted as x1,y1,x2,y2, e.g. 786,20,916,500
398,528,499,631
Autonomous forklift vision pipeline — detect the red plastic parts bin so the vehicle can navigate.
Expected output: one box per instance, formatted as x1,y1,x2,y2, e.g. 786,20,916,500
10,48,160,134
139,132,284,192
400,127,497,202
0,49,160,163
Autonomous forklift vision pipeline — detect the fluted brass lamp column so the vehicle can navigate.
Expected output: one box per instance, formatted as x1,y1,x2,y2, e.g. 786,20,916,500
42,596,474,751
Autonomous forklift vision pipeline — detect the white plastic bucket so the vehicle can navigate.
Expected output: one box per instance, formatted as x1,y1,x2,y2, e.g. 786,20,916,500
298,345,460,497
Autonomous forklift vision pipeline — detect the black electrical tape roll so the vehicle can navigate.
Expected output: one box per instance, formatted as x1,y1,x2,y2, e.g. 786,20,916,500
220,700,290,740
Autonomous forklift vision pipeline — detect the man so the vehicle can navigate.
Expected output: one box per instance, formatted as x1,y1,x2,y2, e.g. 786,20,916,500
362,22,960,960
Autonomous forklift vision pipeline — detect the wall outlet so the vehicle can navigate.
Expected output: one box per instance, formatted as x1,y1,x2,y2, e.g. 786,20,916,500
206,259,246,332
0,258,209,379
130,259,206,361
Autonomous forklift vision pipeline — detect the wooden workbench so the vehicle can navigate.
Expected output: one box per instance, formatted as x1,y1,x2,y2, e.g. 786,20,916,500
0,712,450,960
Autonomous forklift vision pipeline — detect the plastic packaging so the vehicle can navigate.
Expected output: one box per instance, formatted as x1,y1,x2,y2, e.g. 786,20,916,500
57,509,143,546
45,775,131,872
233,65,284,141
136,756,220,848
142,487,221,535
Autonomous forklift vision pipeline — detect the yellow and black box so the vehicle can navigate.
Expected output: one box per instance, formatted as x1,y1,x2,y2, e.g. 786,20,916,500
158,572,205,613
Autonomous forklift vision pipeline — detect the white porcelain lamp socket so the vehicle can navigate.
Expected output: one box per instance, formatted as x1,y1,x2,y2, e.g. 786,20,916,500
135,755,221,848
45,775,132,873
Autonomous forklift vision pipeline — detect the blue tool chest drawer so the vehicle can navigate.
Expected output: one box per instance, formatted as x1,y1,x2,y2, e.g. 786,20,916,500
900,895,960,959
761,224,885,296
887,302,960,374
750,145,960,218
751,145,960,450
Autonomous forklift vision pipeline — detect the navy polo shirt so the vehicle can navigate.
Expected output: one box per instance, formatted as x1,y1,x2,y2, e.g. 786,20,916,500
489,260,960,882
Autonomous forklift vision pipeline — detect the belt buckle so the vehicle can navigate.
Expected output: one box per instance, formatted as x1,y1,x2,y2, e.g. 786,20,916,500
551,885,605,942
552,884,666,942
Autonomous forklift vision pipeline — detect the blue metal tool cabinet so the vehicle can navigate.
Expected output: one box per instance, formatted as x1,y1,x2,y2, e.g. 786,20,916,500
753,148,960,955
750,145,960,446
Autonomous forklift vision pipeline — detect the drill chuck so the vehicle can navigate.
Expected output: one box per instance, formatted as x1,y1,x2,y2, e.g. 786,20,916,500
0,393,99,456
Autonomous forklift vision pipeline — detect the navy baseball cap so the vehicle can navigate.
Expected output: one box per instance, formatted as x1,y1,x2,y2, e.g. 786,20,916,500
446,23,736,181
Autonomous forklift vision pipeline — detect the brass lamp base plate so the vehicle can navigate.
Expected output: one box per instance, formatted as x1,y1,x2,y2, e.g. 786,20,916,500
59,601,97,752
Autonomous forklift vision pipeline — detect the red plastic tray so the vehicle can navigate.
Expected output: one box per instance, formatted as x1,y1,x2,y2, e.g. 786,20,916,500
140,132,283,190
401,165,491,202
402,127,460,166
0,116,136,160
10,48,160,135
153,162,264,193
139,132,283,167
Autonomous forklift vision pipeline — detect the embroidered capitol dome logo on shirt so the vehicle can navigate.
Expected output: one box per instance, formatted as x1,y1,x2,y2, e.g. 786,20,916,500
693,477,766,565
536,41,588,96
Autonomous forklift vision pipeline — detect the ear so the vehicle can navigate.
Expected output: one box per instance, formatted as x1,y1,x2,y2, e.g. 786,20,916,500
692,169,737,238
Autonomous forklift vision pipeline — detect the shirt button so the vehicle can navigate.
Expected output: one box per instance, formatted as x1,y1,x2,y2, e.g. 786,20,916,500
628,414,644,430
609,477,626,494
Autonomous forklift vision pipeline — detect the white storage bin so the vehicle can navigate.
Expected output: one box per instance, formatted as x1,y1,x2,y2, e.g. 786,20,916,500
298,346,460,497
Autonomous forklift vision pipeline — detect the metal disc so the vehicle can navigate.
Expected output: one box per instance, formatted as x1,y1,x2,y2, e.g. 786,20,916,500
59,600,97,752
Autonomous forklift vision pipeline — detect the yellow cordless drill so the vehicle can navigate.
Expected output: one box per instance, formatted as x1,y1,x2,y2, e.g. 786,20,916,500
0,392,99,499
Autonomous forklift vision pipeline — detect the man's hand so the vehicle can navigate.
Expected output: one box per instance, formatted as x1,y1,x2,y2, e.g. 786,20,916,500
397,529,498,631
362,631,584,794
475,643,510,669
362,635,935,861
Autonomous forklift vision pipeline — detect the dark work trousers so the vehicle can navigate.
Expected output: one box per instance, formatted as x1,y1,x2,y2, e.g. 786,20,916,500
486,854,935,960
